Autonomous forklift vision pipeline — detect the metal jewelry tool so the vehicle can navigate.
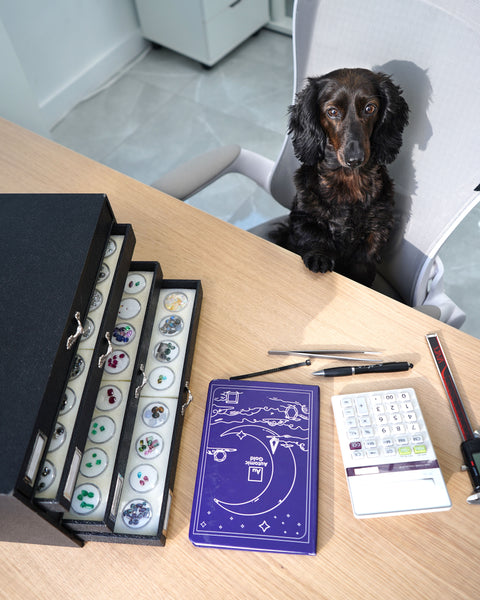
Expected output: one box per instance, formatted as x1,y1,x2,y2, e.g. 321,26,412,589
426,333,480,504
268,349,382,363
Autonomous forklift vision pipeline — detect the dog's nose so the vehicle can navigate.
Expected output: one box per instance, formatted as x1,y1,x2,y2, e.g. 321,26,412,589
344,141,365,168
346,156,363,168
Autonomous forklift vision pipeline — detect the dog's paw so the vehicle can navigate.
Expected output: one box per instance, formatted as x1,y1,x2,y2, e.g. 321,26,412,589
302,251,335,273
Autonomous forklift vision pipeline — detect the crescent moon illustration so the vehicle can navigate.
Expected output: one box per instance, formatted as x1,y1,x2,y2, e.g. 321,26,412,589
213,425,297,516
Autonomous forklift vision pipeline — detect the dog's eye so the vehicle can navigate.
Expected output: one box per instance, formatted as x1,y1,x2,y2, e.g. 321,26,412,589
365,103,377,115
326,107,340,119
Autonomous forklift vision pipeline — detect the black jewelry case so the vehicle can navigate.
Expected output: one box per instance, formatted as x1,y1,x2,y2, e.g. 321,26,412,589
0,194,202,547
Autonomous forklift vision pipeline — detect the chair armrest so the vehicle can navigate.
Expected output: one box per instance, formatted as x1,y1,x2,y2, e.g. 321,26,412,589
151,145,242,200
151,145,275,200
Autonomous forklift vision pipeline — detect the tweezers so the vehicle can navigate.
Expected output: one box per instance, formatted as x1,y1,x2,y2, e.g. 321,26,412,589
268,350,382,363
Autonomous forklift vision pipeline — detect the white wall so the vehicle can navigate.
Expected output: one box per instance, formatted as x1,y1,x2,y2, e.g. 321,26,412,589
0,0,148,131
0,18,50,137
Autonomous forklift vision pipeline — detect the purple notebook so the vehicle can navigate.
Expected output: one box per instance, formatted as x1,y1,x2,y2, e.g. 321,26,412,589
189,379,319,554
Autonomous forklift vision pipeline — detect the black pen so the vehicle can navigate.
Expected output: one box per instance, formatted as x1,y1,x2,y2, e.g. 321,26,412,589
230,359,311,380
313,361,413,377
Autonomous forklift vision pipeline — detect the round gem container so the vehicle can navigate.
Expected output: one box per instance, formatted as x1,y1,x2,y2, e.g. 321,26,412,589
164,291,188,312
148,366,175,391
124,273,147,294
136,432,164,460
69,355,85,380
59,388,76,415
96,385,122,411
97,263,110,284
154,340,180,363
89,289,103,312
71,483,101,515
88,416,115,443
105,350,130,374
142,403,169,428
111,323,135,346
37,460,56,492
122,499,152,529
104,238,117,257
129,464,158,493
48,423,66,452
81,317,95,342
159,315,184,336
118,298,141,319
80,448,108,477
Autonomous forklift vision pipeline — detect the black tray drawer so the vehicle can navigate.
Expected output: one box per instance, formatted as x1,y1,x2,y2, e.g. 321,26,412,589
0,194,115,503
34,225,136,512
76,279,202,545
62,263,163,532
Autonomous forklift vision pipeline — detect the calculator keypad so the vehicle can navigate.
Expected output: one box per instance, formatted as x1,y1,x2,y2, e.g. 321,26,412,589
333,389,430,464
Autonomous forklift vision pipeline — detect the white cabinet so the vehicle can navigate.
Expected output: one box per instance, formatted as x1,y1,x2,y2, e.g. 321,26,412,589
134,0,270,67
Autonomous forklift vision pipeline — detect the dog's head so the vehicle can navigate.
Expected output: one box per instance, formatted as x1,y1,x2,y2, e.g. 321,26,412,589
288,68,409,168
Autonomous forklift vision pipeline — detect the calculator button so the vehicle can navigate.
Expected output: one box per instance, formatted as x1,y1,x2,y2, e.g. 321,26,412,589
352,450,364,459
412,434,424,443
343,407,355,418
405,412,417,422
392,424,405,434
389,413,402,423
407,423,421,433
375,414,388,425
350,441,362,450
373,404,385,414
414,444,427,454
382,438,394,447
355,397,369,415
359,416,371,426
347,428,360,439
396,436,408,445
364,439,376,449
345,416,357,428
401,401,414,411
341,398,353,408
367,449,379,458
362,427,374,437
385,447,396,456
398,446,412,456
378,425,390,435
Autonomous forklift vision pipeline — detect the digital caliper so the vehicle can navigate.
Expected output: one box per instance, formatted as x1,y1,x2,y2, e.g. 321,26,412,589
426,333,480,504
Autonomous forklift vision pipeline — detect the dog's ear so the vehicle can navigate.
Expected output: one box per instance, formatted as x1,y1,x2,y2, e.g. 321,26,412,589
288,78,327,165
370,73,410,165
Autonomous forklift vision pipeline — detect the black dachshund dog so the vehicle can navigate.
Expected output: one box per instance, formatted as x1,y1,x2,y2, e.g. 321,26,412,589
273,68,409,286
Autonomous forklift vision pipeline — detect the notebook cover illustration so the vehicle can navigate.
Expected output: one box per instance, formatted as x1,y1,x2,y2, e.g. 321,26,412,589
189,379,319,554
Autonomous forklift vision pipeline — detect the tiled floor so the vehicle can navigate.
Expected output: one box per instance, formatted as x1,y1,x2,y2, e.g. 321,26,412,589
52,29,480,338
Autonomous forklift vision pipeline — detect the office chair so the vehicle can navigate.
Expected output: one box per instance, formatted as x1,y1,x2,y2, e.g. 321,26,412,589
152,0,480,328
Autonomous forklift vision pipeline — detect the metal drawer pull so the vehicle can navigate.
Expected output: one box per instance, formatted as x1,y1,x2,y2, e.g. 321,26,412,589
66,311,84,350
182,382,193,416
135,364,148,399
98,332,113,368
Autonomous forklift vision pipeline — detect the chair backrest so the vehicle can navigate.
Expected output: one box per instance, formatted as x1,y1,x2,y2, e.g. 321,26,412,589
270,0,480,306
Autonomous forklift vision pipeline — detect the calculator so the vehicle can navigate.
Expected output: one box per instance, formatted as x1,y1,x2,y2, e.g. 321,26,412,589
331,388,451,518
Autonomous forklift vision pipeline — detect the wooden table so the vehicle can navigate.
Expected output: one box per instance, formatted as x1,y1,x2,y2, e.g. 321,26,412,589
1,118,479,599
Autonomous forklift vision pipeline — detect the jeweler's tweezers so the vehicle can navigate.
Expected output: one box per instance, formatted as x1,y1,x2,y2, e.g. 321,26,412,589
268,350,382,363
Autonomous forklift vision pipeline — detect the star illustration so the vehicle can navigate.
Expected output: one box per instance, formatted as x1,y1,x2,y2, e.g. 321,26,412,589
259,520,270,533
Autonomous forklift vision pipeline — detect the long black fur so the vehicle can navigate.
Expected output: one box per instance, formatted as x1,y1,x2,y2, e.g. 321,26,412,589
272,68,409,286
